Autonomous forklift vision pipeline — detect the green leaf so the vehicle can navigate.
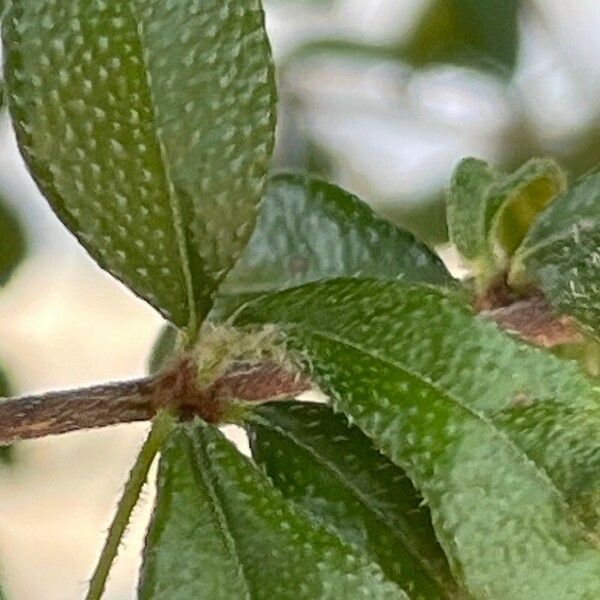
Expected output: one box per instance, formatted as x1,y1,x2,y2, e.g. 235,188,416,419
447,158,565,286
402,0,520,74
0,199,25,286
510,173,600,341
139,420,408,599
248,401,465,600
4,0,277,332
237,279,600,600
486,158,566,260
0,363,15,465
215,174,451,315
147,324,183,375
446,158,498,269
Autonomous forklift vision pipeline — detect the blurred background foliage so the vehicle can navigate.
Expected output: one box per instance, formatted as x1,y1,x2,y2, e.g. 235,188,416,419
267,0,600,242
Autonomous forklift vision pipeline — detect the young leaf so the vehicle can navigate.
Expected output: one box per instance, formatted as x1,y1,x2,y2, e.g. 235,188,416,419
446,158,498,270
401,0,520,74
447,158,565,286
248,401,465,600
510,173,600,341
237,279,600,600
139,420,408,599
4,0,276,331
215,174,451,315
486,158,566,260
0,199,25,286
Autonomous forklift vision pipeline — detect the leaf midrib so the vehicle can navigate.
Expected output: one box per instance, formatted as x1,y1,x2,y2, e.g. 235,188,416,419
123,1,198,335
187,433,252,600
251,413,453,597
294,324,592,543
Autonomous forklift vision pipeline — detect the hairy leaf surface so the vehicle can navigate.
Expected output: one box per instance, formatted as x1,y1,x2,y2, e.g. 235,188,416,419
238,279,600,600
511,173,600,341
4,0,276,330
140,420,408,599
249,401,465,600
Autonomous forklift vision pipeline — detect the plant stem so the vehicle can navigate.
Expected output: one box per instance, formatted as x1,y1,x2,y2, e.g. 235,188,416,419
85,410,175,600
0,359,311,444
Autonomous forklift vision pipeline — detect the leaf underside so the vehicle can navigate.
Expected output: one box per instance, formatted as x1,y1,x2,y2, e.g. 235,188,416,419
237,279,600,600
139,420,407,599
4,0,276,329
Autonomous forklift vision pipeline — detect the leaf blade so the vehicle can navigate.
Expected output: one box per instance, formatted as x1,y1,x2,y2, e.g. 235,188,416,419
215,174,451,315
510,173,600,340
4,0,276,329
140,421,409,599
237,279,600,600
248,401,465,600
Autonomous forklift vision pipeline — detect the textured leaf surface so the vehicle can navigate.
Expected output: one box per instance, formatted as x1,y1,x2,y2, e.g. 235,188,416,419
486,158,566,259
0,200,25,286
216,174,451,314
140,420,408,599
446,158,497,267
4,0,276,329
402,0,520,73
447,158,565,281
511,173,600,341
237,279,600,600
248,401,464,600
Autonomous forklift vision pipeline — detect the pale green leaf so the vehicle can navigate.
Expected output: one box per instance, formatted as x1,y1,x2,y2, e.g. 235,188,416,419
139,420,408,599
4,0,276,330
511,173,600,341
486,158,566,260
237,279,600,600
215,174,451,315
248,401,466,600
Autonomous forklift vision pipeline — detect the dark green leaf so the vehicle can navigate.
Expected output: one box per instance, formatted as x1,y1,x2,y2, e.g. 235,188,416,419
248,401,465,600
4,0,276,330
0,200,25,286
237,279,600,600
216,174,451,315
139,420,408,599
510,173,600,341
402,0,520,74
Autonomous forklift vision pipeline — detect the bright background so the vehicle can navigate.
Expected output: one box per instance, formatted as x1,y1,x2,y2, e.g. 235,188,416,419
1,1,600,598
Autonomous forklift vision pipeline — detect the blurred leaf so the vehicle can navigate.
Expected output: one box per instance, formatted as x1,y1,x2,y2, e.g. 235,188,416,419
147,324,183,375
248,401,465,600
4,0,277,331
139,420,407,599
0,364,14,464
511,173,600,341
403,0,520,74
215,174,452,315
237,279,600,600
487,158,566,261
0,200,25,286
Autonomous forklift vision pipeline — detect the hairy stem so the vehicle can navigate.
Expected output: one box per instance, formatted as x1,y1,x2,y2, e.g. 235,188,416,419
0,358,311,445
86,410,175,600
